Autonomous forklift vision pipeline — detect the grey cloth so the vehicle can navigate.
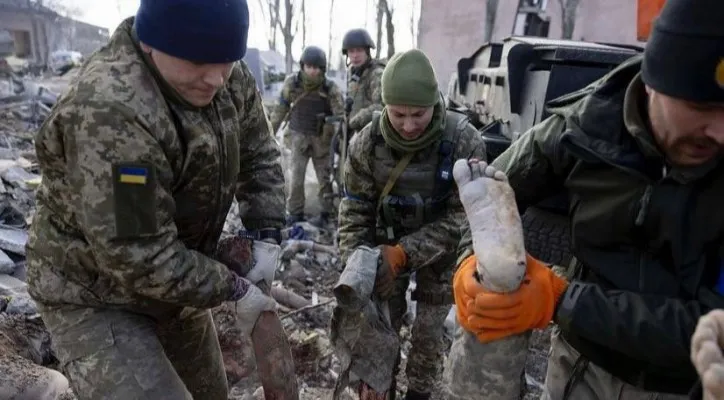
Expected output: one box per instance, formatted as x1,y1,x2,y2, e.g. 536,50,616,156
331,246,400,396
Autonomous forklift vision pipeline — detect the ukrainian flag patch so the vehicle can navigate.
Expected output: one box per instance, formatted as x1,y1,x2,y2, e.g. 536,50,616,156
118,166,148,185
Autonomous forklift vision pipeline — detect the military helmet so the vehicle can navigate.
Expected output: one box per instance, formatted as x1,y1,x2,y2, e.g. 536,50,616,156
300,46,327,69
342,28,375,55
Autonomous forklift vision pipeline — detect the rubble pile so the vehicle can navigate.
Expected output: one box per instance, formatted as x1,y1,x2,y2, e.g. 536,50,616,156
0,67,551,400
0,68,77,127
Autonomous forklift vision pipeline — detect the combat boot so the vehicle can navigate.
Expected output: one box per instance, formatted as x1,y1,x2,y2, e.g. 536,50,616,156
403,390,430,400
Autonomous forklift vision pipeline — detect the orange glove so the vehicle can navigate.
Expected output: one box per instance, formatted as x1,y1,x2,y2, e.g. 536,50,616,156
454,253,569,343
374,244,408,299
453,254,481,329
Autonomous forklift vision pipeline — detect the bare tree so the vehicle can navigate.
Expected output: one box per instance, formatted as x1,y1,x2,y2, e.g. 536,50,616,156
381,0,395,59
256,0,281,51
484,0,499,42
374,0,384,59
301,0,307,48
558,0,582,39
409,0,418,48
278,0,301,73
327,0,336,70
365,1,370,30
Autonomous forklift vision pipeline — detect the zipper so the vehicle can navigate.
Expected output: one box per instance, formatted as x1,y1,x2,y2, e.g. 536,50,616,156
563,123,654,183
205,102,227,252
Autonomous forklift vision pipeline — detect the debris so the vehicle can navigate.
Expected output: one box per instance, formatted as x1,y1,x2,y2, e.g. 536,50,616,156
5,290,37,315
271,285,313,310
0,273,25,292
0,249,14,274
0,73,555,400
0,227,28,256
280,298,335,320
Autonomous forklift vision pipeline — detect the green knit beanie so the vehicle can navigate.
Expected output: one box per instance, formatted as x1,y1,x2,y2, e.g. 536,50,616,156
381,49,438,107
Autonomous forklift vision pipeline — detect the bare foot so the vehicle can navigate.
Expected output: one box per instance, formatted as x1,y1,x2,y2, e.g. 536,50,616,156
453,159,526,292
692,310,724,399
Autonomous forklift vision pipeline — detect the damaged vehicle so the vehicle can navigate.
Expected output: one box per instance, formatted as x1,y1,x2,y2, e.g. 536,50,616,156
447,36,642,267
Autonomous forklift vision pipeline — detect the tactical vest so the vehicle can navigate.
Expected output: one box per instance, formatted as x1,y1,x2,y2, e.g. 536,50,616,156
288,74,332,134
370,110,467,239
549,57,724,392
348,61,384,122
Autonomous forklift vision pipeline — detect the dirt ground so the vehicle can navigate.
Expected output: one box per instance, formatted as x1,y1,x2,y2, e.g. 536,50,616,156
0,133,553,400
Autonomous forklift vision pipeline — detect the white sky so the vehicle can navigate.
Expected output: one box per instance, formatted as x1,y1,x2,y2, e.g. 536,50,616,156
64,0,420,67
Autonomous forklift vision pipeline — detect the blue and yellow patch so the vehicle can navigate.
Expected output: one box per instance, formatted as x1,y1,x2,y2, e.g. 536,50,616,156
716,58,724,90
118,166,148,185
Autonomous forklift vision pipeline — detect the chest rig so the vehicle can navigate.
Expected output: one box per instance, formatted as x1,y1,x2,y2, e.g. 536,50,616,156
288,73,332,134
370,110,467,240
348,61,384,121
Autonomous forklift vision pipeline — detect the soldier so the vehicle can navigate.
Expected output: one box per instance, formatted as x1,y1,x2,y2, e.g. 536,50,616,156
25,1,286,399
342,28,385,136
270,45,345,226
338,49,486,400
449,0,724,399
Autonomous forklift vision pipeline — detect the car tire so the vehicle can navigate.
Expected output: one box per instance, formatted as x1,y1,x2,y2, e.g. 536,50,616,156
522,207,572,267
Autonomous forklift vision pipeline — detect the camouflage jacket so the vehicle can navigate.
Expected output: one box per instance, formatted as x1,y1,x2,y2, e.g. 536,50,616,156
338,109,486,269
347,61,384,132
26,17,286,313
269,73,345,134
459,56,724,391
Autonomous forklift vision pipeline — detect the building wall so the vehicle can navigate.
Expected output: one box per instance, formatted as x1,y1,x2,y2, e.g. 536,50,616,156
417,0,488,91
419,0,645,90
0,2,109,65
52,16,110,56
3,12,54,63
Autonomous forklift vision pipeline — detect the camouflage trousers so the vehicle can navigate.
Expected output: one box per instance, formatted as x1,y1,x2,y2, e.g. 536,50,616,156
39,304,228,400
445,325,691,400
0,355,70,399
388,267,452,394
541,329,689,400
286,130,333,216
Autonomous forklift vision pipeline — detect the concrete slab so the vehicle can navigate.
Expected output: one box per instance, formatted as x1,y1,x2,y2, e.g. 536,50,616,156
0,273,26,293
0,248,14,274
0,227,27,255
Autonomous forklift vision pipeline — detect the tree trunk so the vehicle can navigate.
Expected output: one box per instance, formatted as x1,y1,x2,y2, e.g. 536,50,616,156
409,0,417,48
375,0,384,59
327,0,335,70
484,0,499,42
280,0,294,73
559,0,582,39
262,0,280,51
272,0,280,50
383,0,395,59
301,0,306,48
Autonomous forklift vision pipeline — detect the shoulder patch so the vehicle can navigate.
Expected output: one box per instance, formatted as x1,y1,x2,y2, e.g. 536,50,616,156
112,163,158,238
715,58,724,89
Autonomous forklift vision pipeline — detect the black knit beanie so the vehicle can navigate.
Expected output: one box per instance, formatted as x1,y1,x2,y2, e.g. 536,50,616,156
134,0,249,64
641,0,724,103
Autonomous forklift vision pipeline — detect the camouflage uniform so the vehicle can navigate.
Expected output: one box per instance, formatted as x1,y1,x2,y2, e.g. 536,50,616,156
270,73,345,219
347,61,384,134
26,17,285,399
449,55,716,399
338,106,486,395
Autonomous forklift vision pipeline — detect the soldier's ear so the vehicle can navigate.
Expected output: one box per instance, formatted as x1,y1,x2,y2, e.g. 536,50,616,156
139,42,152,54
